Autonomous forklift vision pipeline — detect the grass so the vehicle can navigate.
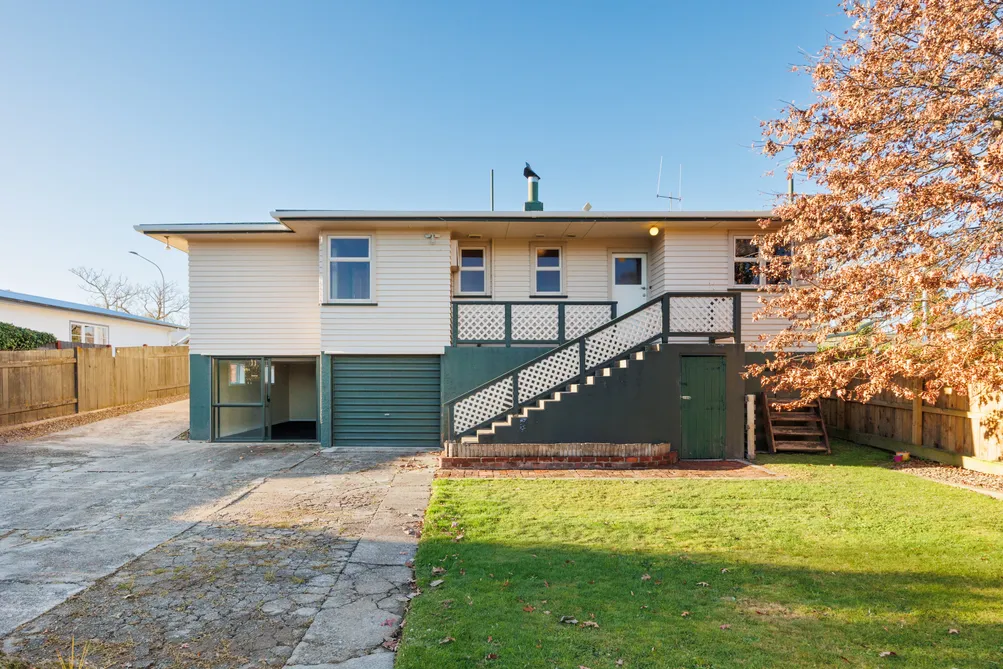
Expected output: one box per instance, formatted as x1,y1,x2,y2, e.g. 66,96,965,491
396,441,1003,668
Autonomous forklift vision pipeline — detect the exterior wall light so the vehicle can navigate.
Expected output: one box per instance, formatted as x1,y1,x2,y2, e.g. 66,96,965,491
649,226,659,236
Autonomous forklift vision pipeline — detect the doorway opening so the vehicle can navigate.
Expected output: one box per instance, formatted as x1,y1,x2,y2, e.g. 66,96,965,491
212,357,318,442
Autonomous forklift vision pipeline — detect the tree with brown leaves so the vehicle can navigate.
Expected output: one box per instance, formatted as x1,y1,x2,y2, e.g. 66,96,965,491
752,0,1003,413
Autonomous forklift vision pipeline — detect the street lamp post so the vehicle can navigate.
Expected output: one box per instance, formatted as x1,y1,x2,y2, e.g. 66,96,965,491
129,251,166,319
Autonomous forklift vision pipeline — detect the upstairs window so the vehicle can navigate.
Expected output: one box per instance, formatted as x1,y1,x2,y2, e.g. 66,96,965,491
732,236,791,287
70,321,109,345
328,236,372,301
457,247,488,295
534,247,563,295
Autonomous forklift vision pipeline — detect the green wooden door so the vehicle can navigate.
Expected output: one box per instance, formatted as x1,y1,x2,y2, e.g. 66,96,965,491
679,356,727,459
332,356,441,448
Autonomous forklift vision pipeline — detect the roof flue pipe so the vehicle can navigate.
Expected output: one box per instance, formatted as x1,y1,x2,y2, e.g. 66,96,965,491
524,163,543,211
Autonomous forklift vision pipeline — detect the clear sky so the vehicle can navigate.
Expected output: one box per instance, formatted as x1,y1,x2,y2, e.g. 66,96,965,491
0,0,844,306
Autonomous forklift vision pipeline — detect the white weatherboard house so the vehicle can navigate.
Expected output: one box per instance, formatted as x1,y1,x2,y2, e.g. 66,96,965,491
0,289,187,349
136,182,795,460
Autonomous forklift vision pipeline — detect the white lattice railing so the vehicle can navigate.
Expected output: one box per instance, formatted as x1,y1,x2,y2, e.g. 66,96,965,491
452,301,616,345
446,292,741,438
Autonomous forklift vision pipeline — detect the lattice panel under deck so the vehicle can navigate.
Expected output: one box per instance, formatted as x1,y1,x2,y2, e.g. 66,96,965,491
511,304,559,341
453,377,514,434
584,303,662,368
564,304,614,339
456,304,506,341
668,296,734,333
517,346,581,402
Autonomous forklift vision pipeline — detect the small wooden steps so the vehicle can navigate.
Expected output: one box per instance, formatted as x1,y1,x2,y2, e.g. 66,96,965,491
761,393,830,454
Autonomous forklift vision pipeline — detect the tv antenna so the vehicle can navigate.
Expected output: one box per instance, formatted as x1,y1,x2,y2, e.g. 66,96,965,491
655,156,683,211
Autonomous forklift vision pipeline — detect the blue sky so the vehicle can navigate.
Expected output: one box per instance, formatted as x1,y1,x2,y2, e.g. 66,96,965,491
0,0,843,306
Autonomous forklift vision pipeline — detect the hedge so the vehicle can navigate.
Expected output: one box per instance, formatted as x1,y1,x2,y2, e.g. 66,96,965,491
0,322,58,351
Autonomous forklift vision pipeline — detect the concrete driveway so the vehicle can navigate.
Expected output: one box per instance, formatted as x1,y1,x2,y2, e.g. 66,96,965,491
0,400,437,668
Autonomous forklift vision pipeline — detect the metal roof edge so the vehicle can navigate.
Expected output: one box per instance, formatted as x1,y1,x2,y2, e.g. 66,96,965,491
0,290,186,329
269,209,776,222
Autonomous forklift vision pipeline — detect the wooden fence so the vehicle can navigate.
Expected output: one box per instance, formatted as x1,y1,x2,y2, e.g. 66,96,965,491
820,381,1003,463
0,346,189,428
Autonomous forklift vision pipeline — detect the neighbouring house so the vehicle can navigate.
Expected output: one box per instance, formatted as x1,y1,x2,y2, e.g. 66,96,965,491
0,289,188,349
135,179,794,459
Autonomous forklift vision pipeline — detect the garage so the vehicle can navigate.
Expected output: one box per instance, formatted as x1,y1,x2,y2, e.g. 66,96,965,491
332,355,442,448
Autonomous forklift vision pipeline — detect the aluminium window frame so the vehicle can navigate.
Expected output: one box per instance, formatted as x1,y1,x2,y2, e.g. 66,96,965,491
730,234,792,289
454,244,490,296
69,320,109,345
326,234,375,303
530,243,566,296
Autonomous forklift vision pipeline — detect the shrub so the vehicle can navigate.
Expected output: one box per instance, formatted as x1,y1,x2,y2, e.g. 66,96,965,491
0,322,58,351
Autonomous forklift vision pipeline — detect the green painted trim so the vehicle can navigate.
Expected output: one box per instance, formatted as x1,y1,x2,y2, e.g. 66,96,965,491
829,427,1003,476
188,354,211,441
319,354,333,448
321,302,378,306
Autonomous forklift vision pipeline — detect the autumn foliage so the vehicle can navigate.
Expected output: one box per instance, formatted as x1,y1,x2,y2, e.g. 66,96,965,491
752,0,1003,412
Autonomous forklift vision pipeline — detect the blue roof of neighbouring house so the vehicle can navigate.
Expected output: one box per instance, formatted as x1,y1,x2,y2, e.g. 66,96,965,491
0,289,184,329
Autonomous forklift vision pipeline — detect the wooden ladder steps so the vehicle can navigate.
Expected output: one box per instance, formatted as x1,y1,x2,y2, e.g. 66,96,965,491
761,393,831,455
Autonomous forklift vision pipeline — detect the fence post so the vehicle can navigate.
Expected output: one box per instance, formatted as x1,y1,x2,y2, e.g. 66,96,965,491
732,291,742,344
578,338,587,385
911,379,923,446
452,302,459,345
512,371,520,408
557,304,566,344
504,303,512,347
73,346,80,415
661,294,670,343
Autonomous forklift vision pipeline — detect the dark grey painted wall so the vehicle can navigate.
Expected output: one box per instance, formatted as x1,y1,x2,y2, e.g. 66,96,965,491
488,344,747,459
189,354,211,441
440,346,553,401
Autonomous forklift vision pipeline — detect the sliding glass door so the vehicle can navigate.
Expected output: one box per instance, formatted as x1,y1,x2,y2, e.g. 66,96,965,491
212,357,319,442
213,358,266,441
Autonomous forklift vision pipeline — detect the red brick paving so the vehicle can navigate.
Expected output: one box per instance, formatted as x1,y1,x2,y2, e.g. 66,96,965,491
435,460,779,480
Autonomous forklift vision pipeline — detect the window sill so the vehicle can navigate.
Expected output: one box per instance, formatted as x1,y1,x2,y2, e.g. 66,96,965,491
530,294,568,299
321,301,379,306
453,294,492,299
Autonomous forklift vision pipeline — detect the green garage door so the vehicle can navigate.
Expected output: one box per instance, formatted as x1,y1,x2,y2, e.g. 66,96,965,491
332,356,441,448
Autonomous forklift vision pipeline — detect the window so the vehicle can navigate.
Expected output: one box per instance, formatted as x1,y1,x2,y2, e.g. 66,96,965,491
328,236,372,301
456,247,488,295
229,362,247,385
533,246,563,294
70,321,109,345
732,236,792,287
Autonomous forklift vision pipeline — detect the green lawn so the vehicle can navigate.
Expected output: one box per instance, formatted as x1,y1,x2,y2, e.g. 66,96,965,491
396,441,1003,668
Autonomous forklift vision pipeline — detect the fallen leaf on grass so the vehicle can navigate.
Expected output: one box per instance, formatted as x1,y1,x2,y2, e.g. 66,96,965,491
432,566,446,575
721,568,730,573
616,661,624,667
640,573,651,581
485,653,498,660
719,624,731,630
382,639,399,651
523,605,535,612
580,621,600,628
879,651,897,657
697,582,710,587
429,579,444,588
560,616,579,624
948,628,959,635
438,636,454,644
680,611,690,617
452,533,464,543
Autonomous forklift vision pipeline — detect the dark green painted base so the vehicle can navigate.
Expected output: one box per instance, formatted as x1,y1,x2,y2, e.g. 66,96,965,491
320,354,333,448
523,201,544,211
188,354,211,441
487,344,747,459
441,346,553,402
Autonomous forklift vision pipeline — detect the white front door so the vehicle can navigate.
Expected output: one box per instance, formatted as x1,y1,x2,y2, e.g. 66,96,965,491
611,253,647,315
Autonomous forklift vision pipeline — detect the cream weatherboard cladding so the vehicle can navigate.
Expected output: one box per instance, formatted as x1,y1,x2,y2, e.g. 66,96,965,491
187,240,320,355
655,228,792,347
491,239,651,301
320,230,452,354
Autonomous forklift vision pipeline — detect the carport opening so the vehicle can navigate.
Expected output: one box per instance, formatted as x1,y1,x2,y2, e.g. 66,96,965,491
268,359,317,441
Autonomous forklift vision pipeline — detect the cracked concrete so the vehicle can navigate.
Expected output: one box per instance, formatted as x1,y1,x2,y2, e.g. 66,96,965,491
0,401,437,668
